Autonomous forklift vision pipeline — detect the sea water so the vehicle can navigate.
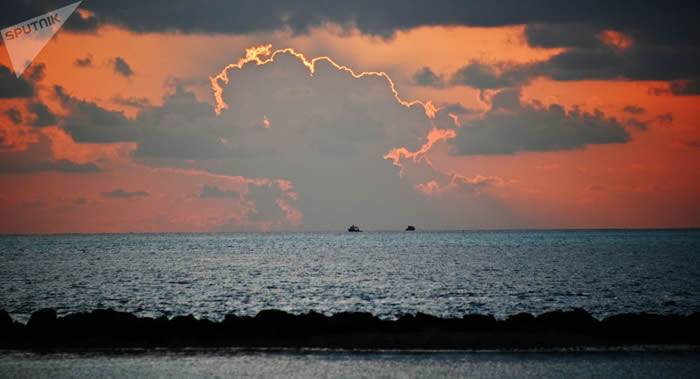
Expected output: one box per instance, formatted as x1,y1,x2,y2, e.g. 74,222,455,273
1,230,698,322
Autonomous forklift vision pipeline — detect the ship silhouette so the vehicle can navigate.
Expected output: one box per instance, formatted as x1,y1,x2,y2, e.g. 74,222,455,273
347,225,362,232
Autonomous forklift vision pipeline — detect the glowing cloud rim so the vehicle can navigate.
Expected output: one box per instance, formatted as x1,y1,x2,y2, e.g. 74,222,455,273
210,44,438,118
209,44,459,177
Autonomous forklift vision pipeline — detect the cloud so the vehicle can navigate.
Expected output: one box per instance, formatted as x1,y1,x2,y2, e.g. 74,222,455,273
524,23,602,49
649,79,700,96
112,95,151,109
101,188,150,198
202,45,450,229
36,1,689,45
625,118,648,131
450,61,530,89
54,85,137,143
4,108,22,124
443,43,699,91
0,65,34,98
449,89,631,155
0,2,98,35
131,87,231,159
74,55,94,68
4,43,643,229
43,85,229,159
416,174,506,196
623,105,645,114
0,135,100,174
412,67,444,87
3,2,695,94
27,101,57,127
200,184,240,198
528,46,698,82
113,57,134,78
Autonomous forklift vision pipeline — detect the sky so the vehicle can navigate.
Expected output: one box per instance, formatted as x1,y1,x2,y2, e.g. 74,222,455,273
0,1,698,233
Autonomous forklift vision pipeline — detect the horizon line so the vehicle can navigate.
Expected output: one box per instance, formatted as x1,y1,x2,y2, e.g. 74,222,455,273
1,227,699,237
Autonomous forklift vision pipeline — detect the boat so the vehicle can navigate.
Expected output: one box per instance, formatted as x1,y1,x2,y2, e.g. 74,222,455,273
348,225,362,232
405,225,416,231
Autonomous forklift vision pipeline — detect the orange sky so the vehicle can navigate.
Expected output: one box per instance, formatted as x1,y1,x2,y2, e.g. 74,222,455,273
0,22,698,233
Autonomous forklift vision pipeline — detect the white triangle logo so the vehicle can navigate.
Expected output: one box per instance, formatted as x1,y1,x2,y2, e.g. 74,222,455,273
1,1,83,77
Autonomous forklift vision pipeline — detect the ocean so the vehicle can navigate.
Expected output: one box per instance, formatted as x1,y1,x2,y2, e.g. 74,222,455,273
1,229,698,322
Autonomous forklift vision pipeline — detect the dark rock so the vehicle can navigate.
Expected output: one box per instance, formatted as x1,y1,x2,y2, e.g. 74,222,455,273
27,308,57,330
601,313,691,342
460,314,498,330
414,312,441,326
329,312,380,331
504,312,535,329
0,310,12,329
535,308,599,331
255,309,296,325
4,308,698,349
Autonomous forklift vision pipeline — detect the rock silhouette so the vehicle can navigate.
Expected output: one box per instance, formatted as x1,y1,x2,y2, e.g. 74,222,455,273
0,308,697,349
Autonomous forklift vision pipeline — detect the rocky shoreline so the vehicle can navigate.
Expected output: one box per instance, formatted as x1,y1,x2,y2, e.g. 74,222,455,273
1,308,698,350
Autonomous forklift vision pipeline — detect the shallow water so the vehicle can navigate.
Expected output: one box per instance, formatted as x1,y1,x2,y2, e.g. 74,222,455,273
0,350,698,379
1,230,698,322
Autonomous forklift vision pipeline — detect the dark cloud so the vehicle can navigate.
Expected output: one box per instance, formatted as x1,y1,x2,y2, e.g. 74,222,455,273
101,188,150,198
623,105,645,114
113,57,134,78
524,23,601,49
0,65,34,98
200,184,240,199
649,79,700,96
45,85,229,159
445,41,700,90
5,1,696,45
413,67,444,87
3,1,696,91
112,95,151,109
0,1,97,33
449,89,631,155
4,108,23,124
0,135,100,174
450,61,530,89
24,63,46,83
75,1,698,44
54,85,138,143
27,101,57,127
625,118,647,131
74,55,93,68
528,46,700,82
444,44,699,91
